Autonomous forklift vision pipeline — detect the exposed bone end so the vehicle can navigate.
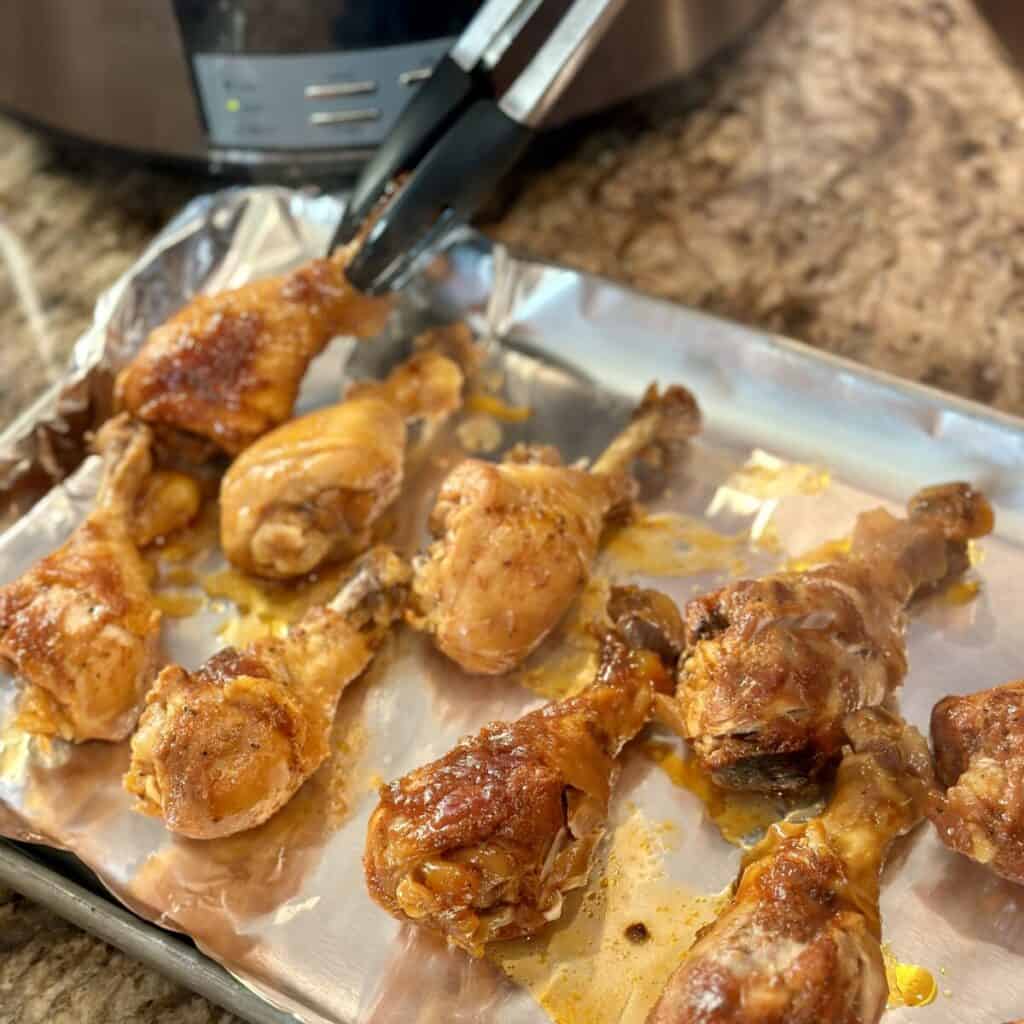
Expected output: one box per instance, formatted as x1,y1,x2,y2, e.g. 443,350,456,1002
907,481,994,542
328,545,412,634
591,382,701,479
608,584,685,674
633,382,702,450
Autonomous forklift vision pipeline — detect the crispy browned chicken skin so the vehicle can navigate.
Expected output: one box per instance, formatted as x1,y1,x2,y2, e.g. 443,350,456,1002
364,632,672,956
409,384,701,675
930,680,1024,884
647,708,935,1024
115,242,392,458
0,415,161,742
666,482,993,791
220,350,463,579
125,547,409,839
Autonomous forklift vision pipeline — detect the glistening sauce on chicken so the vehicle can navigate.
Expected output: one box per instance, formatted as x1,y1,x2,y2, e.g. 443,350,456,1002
488,810,727,1024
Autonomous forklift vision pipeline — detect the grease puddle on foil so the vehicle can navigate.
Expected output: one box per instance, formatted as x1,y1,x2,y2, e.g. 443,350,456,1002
722,450,830,501
202,562,352,645
707,451,832,552
488,809,726,1024
942,580,981,606
603,513,748,578
641,741,790,847
883,944,938,1008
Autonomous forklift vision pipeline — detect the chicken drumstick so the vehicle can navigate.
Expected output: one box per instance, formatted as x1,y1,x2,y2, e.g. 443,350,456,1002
116,241,392,459
124,546,410,839
220,350,463,579
364,621,674,956
930,679,1024,884
410,384,700,675
0,414,161,742
647,708,935,1024
666,482,992,791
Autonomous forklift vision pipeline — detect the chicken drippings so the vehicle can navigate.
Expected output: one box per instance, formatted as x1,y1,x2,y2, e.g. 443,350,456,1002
152,590,204,618
516,576,611,700
488,810,726,1024
202,562,352,644
641,740,797,847
603,512,748,578
941,579,981,606
722,450,831,501
882,944,938,1007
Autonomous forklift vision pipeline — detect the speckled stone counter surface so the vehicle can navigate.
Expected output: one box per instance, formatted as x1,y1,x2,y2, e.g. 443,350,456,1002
0,0,1022,1020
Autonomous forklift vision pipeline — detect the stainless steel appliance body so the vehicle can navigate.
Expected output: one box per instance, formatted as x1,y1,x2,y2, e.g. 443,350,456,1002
0,0,776,176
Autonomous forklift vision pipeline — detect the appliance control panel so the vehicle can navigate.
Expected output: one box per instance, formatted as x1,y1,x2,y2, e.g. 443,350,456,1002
193,38,453,151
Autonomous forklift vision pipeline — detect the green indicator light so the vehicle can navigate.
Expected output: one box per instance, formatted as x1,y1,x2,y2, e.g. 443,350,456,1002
226,98,241,112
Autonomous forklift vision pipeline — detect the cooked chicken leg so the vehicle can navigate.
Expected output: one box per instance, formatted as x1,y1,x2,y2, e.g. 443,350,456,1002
0,414,161,742
930,679,1024,884
364,632,673,956
220,350,463,579
647,708,935,1024
115,241,392,458
668,482,993,791
409,384,701,675
124,547,410,839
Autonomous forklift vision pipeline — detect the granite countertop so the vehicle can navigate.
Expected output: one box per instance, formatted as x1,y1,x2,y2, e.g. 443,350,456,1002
1,0,1023,1020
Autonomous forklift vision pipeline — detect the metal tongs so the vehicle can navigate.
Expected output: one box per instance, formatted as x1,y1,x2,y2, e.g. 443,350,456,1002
331,0,628,294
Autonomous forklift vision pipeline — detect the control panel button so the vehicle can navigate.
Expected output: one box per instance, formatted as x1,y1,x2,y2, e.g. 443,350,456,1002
309,108,380,126
399,67,433,86
194,42,452,151
304,80,376,99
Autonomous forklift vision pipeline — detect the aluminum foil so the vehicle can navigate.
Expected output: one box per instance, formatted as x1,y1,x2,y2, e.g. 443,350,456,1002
1,186,1024,1023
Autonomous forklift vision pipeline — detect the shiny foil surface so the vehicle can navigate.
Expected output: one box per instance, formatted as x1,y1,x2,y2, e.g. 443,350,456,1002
0,188,1022,1023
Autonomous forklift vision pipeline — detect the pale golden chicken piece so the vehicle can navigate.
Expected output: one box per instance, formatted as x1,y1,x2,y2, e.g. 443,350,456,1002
409,384,701,675
115,240,392,458
220,350,463,579
364,630,673,956
667,482,993,791
647,708,935,1024
930,679,1024,885
132,469,203,546
0,415,161,742
124,547,410,839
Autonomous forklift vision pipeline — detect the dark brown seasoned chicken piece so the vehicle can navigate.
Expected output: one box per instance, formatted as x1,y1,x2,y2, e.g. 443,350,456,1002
930,680,1024,884
0,415,162,742
220,350,463,579
409,384,700,675
647,708,935,1024
115,240,392,458
364,634,672,956
125,547,409,839
667,482,993,791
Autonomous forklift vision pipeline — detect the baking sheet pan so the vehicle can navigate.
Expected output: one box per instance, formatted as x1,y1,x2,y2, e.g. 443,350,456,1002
1,187,1023,1024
